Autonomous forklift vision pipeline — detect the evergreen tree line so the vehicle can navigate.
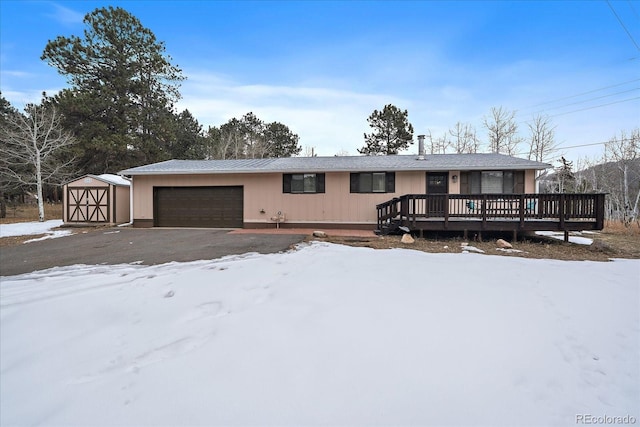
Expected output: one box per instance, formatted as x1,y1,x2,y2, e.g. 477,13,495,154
2,6,302,177
0,6,302,218
1,6,636,225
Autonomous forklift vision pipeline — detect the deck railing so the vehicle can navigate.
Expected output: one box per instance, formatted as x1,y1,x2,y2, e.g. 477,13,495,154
376,193,606,231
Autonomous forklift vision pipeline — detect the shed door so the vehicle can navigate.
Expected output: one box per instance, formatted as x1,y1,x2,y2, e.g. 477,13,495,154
67,187,110,222
154,186,243,228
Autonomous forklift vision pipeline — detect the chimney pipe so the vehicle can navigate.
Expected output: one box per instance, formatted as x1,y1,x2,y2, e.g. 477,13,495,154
417,134,425,160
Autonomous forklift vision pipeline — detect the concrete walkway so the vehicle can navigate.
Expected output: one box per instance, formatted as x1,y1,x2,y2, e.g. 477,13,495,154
230,228,377,237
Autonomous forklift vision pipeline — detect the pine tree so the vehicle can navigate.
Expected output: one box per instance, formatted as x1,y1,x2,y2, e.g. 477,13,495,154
42,6,184,172
358,104,414,155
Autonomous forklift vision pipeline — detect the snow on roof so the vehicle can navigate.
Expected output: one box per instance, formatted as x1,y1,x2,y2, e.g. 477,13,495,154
119,154,551,176
93,174,131,186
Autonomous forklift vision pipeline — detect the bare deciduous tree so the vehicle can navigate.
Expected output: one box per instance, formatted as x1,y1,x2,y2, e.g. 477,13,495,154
425,130,449,154
449,121,480,153
483,106,522,155
527,114,557,163
603,128,640,225
302,146,317,157
0,102,76,221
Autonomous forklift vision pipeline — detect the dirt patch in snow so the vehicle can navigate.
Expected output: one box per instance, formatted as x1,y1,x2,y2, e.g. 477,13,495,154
311,226,640,262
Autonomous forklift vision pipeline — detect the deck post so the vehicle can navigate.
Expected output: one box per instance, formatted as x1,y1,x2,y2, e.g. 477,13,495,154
482,194,487,228
564,230,569,242
401,196,408,225
519,194,525,227
411,196,417,229
444,194,449,229
513,229,518,242
559,193,565,230
596,193,605,230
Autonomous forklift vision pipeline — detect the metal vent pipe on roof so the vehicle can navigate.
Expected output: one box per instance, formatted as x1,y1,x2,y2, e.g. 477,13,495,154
417,135,425,160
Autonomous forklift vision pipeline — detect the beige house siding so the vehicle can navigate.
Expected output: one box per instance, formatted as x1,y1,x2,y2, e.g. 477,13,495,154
525,169,536,193
132,169,538,227
133,171,425,226
114,185,131,224
449,171,461,194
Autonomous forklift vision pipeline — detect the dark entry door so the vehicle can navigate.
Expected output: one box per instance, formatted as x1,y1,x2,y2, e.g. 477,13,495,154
426,173,449,216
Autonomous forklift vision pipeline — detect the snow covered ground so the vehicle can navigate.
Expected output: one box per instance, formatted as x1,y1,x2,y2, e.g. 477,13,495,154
535,231,594,245
1,242,638,426
0,219,72,242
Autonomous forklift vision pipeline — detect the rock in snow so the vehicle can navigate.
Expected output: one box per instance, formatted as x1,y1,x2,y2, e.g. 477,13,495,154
401,233,415,244
312,230,327,238
496,238,513,249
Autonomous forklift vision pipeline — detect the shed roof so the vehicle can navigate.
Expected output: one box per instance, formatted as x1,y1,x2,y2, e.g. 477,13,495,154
94,174,131,186
119,154,550,176
66,174,131,186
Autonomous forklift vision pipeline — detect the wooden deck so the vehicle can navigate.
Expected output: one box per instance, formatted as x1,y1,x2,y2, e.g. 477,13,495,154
376,193,606,241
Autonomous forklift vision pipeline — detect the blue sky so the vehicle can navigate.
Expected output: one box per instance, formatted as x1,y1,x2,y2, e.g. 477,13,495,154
1,1,638,162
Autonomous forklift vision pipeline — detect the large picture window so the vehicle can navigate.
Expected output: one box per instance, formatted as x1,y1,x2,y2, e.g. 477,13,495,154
460,171,524,194
350,172,395,193
283,173,325,194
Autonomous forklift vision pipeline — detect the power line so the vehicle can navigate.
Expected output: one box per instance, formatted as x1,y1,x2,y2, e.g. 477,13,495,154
512,138,637,159
607,0,640,51
513,142,604,157
520,96,640,124
520,78,640,110
530,87,639,115
542,96,640,118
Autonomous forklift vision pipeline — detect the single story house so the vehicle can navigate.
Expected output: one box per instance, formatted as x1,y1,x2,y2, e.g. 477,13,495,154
118,153,567,230
63,174,131,225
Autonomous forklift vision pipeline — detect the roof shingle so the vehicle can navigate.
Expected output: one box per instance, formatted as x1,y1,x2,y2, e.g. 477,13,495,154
119,154,550,176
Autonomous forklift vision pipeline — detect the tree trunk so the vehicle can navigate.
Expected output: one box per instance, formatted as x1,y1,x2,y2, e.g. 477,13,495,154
622,163,630,225
36,153,45,222
0,190,6,219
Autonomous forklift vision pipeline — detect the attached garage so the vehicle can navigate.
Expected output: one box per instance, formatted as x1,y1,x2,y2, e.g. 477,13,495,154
63,174,131,225
153,186,243,228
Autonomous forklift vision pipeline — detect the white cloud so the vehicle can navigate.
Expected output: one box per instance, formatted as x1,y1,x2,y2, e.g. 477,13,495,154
47,3,84,26
177,70,410,156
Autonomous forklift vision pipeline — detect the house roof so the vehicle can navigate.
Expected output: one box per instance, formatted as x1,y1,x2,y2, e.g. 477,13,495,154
119,154,551,176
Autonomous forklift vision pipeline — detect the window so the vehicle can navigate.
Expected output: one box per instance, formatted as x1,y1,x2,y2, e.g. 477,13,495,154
283,173,325,194
460,171,524,194
481,171,503,193
350,172,395,193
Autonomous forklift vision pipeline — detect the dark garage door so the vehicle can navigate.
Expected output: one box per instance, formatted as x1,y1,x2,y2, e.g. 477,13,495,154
154,186,243,228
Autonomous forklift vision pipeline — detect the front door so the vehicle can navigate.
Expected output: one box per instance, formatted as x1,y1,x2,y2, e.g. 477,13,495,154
426,173,449,216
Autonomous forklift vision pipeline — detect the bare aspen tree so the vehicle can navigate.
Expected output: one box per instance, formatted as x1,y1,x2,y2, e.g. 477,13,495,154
449,121,480,153
425,130,449,154
0,102,76,221
483,106,522,155
604,128,640,225
302,146,317,157
527,114,557,162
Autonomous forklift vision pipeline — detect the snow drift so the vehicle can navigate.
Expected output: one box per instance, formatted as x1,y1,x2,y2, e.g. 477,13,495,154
1,242,638,426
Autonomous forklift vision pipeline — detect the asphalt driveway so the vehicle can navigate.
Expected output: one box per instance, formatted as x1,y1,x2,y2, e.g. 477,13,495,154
1,228,306,276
